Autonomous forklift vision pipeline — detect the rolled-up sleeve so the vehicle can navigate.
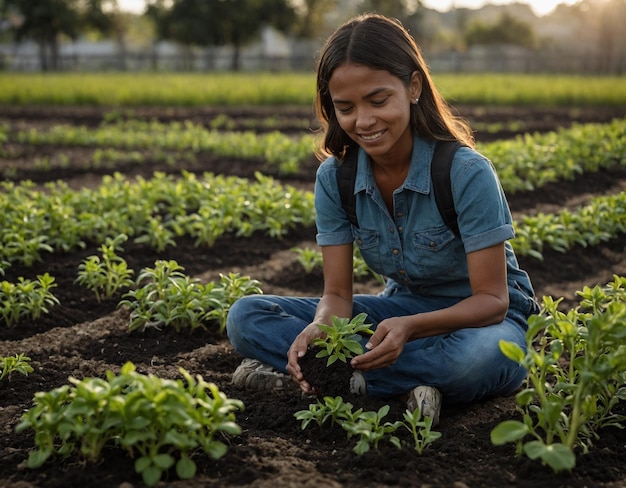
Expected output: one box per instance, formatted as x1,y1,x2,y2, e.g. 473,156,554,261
452,151,515,253
463,225,515,253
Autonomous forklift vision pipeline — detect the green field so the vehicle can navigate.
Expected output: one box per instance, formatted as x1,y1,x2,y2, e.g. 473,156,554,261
1,73,624,107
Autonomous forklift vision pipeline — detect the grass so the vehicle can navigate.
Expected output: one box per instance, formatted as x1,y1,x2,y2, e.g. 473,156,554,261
0,72,624,107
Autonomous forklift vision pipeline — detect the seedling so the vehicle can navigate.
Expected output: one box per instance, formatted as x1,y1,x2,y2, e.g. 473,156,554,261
0,273,59,327
0,353,33,381
75,233,134,302
294,396,359,430
313,313,374,366
295,397,442,457
401,408,442,454
291,247,323,273
341,404,403,455
120,261,263,333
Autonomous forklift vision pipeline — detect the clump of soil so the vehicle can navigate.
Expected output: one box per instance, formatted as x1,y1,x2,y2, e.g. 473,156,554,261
298,345,355,396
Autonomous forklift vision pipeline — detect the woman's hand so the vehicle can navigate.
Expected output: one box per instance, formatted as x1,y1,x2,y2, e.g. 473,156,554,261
286,322,325,394
350,316,412,371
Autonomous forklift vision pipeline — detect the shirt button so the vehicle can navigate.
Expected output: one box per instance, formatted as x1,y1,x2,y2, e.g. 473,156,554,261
393,249,400,255
429,241,436,248
357,239,362,245
399,269,406,275
398,226,403,232
397,212,403,218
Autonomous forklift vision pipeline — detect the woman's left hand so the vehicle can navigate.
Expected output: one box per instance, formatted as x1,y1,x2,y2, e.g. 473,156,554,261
350,316,412,371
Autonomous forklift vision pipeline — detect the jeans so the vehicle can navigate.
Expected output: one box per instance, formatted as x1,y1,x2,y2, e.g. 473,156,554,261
226,290,530,404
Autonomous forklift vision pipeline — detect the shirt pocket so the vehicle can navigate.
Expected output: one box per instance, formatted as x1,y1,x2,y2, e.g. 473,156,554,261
353,228,383,273
411,226,460,279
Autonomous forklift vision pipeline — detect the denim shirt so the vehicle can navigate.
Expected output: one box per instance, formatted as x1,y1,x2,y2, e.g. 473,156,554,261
315,136,538,315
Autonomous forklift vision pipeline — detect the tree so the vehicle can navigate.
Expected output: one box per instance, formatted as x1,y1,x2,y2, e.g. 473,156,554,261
291,0,339,38
1,0,118,70
574,0,626,73
145,0,296,71
464,13,536,49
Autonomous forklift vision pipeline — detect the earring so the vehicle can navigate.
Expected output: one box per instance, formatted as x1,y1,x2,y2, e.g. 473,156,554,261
415,97,419,104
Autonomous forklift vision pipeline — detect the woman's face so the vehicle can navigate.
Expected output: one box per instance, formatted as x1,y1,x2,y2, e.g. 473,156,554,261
328,62,420,165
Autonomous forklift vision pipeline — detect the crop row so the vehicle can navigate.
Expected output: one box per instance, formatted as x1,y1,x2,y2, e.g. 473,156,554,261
5,118,625,185
5,176,621,328
10,120,312,175
1,73,625,107
0,169,624,275
0,171,314,269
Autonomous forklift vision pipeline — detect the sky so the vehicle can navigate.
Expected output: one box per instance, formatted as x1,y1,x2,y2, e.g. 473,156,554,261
421,0,578,16
117,0,580,18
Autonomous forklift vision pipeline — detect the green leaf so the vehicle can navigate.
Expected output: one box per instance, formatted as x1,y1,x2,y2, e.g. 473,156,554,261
135,455,152,472
344,340,364,356
206,440,228,460
523,441,576,472
499,340,525,363
141,465,162,487
326,355,339,366
515,388,536,406
122,429,153,446
490,420,529,444
27,448,52,469
176,455,197,479
153,453,175,470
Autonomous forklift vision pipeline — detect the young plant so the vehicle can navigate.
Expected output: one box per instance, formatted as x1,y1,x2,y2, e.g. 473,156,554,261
340,404,403,455
291,246,385,286
401,407,442,454
16,362,244,487
294,396,441,457
120,261,262,333
203,272,263,332
313,313,374,366
0,353,33,381
491,276,626,473
75,233,134,302
294,396,358,430
0,273,59,327
119,260,212,332
292,246,323,273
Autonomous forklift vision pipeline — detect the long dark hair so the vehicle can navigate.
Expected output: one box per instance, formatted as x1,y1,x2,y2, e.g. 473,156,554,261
314,13,474,161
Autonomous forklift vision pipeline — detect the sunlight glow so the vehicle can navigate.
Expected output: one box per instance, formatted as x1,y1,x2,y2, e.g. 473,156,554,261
116,0,581,18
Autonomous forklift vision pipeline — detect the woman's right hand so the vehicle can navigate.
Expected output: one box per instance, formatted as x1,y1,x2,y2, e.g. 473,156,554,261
286,322,325,394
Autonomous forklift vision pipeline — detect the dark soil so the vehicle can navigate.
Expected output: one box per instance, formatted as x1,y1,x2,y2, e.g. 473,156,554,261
0,104,625,488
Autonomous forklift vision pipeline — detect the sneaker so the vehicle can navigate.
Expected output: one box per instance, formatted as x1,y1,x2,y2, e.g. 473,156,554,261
349,370,366,395
232,358,292,391
407,386,442,426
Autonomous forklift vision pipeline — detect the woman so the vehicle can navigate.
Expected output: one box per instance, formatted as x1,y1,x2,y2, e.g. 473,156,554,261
226,13,539,424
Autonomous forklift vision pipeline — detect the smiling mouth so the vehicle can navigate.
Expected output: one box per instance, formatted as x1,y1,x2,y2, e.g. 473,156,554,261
359,130,385,141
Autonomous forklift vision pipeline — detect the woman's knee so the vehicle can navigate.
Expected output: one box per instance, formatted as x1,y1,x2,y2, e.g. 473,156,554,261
226,295,263,343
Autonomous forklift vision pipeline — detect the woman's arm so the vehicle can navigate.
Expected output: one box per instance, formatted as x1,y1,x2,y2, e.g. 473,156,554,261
286,243,355,391
351,242,509,371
